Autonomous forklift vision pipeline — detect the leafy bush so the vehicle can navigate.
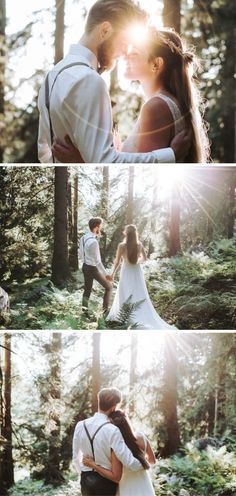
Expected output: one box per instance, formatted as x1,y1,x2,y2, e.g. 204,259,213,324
154,444,236,496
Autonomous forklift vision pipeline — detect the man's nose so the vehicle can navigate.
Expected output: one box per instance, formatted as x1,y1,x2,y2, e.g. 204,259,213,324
120,43,129,57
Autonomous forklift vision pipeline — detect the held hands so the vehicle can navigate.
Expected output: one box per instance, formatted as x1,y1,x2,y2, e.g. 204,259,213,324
171,129,192,162
83,455,96,469
52,135,84,163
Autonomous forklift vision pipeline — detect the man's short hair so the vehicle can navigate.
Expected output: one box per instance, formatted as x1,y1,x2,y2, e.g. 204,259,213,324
89,217,103,231
85,0,147,33
98,388,122,411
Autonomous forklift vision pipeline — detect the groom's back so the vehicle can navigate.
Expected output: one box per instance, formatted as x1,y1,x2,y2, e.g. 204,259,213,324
73,413,118,472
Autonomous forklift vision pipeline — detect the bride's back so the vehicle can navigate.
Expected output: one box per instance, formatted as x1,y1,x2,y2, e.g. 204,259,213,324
119,241,144,265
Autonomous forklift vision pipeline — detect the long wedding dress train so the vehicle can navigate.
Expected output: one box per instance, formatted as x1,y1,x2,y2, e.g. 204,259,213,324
107,258,175,330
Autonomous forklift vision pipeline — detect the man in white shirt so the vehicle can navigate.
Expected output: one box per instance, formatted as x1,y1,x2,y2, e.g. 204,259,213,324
73,387,143,495
80,217,112,313
38,0,190,164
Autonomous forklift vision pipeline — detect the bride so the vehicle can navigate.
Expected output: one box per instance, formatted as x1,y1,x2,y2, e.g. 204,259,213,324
83,410,156,496
107,224,175,330
52,27,210,162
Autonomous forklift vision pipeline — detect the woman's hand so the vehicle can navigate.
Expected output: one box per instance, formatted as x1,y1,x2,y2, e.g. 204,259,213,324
52,135,85,163
83,455,96,469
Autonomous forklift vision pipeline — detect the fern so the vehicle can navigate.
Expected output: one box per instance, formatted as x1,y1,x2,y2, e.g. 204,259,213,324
106,295,146,330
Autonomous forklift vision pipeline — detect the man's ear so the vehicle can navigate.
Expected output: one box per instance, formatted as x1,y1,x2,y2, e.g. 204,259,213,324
99,21,113,41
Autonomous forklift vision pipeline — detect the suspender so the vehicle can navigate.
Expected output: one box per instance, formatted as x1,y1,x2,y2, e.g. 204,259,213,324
82,236,96,265
83,421,110,464
45,62,94,162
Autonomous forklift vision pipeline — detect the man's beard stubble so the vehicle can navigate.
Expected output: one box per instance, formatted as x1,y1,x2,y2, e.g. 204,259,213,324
97,39,117,73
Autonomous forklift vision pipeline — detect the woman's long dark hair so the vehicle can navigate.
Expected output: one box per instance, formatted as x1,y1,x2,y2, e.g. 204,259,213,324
146,27,210,163
125,225,139,264
109,410,149,469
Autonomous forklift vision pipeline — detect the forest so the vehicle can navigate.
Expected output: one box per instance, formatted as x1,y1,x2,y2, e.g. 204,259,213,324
0,165,236,330
0,0,235,163
0,332,236,495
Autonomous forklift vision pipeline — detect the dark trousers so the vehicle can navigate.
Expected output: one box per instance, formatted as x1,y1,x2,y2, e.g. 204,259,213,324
82,264,112,312
81,472,118,496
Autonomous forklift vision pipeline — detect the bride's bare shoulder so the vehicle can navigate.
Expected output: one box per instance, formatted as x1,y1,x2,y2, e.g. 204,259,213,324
118,242,126,251
140,96,173,127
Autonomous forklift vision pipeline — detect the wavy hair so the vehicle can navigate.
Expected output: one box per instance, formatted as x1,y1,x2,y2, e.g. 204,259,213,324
146,27,210,163
109,410,149,469
124,225,139,264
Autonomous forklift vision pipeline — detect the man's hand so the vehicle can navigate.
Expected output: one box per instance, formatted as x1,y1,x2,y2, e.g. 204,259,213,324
52,135,84,163
106,275,113,282
171,130,192,162
83,455,96,469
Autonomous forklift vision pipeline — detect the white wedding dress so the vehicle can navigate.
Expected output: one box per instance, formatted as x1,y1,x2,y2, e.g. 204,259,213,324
107,244,175,330
117,433,155,496
122,91,185,154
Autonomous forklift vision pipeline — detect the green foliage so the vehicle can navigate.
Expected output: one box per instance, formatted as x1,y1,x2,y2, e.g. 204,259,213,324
154,444,236,495
105,295,146,330
147,238,236,330
9,444,236,495
9,476,81,496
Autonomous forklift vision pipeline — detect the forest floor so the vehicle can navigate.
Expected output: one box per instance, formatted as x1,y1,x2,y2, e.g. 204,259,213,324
8,442,236,495
2,238,236,331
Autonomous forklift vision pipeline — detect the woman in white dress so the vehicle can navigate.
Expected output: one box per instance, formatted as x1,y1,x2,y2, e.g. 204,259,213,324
53,27,210,162
83,410,156,496
107,224,175,330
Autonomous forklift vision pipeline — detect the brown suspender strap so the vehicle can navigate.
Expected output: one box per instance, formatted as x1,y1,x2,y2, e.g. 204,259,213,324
82,236,96,265
45,62,94,162
83,421,110,464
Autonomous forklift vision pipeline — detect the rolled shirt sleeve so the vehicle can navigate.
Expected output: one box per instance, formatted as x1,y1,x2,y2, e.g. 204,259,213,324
110,428,142,471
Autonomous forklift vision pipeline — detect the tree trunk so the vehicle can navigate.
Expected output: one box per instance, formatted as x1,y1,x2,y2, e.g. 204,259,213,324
2,335,14,489
54,0,65,65
68,172,73,246
0,0,6,162
129,334,138,418
222,29,235,163
169,186,181,256
69,172,79,270
163,0,181,33
227,171,236,238
160,336,181,457
51,167,71,286
127,167,135,224
149,181,158,256
92,334,101,414
207,392,215,436
0,345,8,495
45,333,64,486
51,1,69,286
215,368,226,436
100,166,109,263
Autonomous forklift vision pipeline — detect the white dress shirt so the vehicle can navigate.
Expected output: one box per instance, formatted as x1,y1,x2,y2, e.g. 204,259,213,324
80,232,107,276
72,412,142,473
38,43,175,164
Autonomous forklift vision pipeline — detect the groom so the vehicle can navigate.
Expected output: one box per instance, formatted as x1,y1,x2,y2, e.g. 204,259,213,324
73,387,143,496
38,0,191,163
80,217,112,314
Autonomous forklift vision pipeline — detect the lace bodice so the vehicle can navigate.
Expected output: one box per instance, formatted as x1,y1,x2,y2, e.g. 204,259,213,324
122,92,185,153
